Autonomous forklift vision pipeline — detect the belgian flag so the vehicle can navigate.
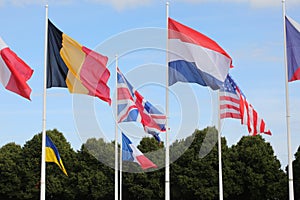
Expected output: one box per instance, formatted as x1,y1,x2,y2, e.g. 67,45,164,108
47,19,111,104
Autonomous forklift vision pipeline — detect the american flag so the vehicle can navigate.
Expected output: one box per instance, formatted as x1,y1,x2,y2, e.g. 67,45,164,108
117,68,166,141
219,74,271,136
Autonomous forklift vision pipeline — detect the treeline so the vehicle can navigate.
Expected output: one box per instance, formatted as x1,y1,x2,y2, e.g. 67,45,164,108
0,127,299,200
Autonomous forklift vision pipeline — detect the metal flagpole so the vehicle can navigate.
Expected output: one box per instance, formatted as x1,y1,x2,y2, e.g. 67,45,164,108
217,91,223,200
119,133,122,200
40,4,48,200
282,1,294,199
165,2,170,200
115,55,119,200
119,71,122,200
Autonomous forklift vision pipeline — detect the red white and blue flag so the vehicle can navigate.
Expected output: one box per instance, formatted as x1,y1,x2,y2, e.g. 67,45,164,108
122,132,157,170
117,68,141,123
285,15,300,82
168,18,232,90
0,37,33,100
220,74,271,136
117,68,166,142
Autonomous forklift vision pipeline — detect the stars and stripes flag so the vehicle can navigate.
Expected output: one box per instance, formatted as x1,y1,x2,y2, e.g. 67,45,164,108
117,68,166,142
219,74,271,136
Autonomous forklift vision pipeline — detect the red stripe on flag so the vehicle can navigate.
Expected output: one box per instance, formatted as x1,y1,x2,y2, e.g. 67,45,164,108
220,113,241,119
220,104,240,112
168,17,233,68
135,155,157,170
220,95,240,104
117,87,134,101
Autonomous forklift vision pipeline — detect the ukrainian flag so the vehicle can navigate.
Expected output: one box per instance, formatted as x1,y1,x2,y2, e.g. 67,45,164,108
45,135,68,176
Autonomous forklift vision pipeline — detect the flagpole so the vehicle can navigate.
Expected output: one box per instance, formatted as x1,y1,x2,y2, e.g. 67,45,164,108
119,133,122,200
217,91,223,200
115,54,119,200
117,63,123,200
165,2,170,200
40,4,48,200
119,86,122,200
282,1,294,200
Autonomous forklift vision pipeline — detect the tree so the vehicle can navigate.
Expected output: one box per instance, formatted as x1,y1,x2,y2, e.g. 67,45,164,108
44,129,78,200
75,138,115,200
171,127,220,200
20,129,78,199
0,127,292,199
0,143,24,199
292,145,300,199
122,136,165,200
226,135,287,200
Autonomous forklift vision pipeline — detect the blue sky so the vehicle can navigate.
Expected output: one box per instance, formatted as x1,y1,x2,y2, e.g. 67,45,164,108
0,0,300,169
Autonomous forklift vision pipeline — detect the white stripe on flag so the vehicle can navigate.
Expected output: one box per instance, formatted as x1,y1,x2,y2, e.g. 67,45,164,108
168,39,231,82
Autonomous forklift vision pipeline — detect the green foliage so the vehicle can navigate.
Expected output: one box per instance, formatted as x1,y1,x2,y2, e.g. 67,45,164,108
0,128,293,199
138,137,163,152
226,135,287,200
0,143,24,199
293,146,300,199
75,145,114,200
83,137,115,169
171,128,219,200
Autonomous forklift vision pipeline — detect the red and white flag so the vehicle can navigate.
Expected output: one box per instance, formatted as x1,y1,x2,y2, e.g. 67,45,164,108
0,37,33,100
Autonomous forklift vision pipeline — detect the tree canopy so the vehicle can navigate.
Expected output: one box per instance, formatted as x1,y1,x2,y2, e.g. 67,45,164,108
0,128,296,199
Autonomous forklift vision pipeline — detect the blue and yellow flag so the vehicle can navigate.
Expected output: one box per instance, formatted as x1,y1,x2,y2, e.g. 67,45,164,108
46,135,68,176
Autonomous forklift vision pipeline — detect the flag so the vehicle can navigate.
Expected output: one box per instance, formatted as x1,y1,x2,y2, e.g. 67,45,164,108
47,19,111,104
0,37,33,100
122,132,157,170
117,68,166,142
219,75,241,119
168,18,232,90
219,74,271,136
285,15,300,82
45,135,68,176
117,68,141,123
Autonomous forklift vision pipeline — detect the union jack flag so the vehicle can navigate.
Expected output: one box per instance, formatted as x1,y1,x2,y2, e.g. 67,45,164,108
117,68,166,142
219,74,271,136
